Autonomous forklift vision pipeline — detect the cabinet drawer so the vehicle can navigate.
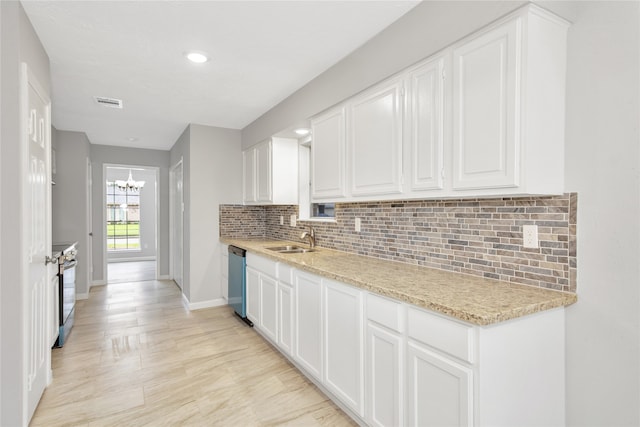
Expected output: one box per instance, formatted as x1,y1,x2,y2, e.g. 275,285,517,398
247,253,278,278
366,293,404,333
407,307,474,363
278,263,294,285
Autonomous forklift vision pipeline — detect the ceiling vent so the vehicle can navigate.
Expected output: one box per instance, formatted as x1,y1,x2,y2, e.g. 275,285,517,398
94,96,123,109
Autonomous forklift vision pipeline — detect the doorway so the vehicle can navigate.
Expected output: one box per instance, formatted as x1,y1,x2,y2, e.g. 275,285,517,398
103,165,159,284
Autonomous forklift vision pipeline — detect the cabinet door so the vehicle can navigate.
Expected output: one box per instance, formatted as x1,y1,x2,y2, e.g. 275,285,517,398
242,148,256,203
246,267,260,325
324,280,364,416
259,273,278,343
278,281,294,355
406,342,473,427
406,57,445,191
452,19,519,190
350,79,403,196
221,248,228,302
293,271,323,380
366,322,403,427
255,140,273,202
311,107,346,200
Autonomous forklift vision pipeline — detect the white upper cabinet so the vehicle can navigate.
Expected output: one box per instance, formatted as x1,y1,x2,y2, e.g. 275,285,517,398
307,4,568,203
349,78,404,197
243,137,298,205
255,140,273,202
452,5,569,194
405,55,446,193
242,148,256,203
311,106,347,200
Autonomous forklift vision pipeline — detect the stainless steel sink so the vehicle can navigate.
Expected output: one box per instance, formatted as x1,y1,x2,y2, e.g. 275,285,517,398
266,245,315,254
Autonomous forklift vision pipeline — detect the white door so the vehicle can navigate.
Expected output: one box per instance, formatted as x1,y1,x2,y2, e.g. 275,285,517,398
349,78,404,196
23,63,52,422
406,342,473,427
255,140,272,203
311,106,346,200
246,266,260,325
293,270,323,380
323,280,364,416
452,19,519,190
170,160,183,289
277,281,294,355
406,56,446,192
242,148,256,203
259,273,278,342
367,322,403,427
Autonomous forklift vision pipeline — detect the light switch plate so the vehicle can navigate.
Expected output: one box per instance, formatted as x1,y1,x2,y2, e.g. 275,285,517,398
355,217,361,232
279,216,284,225
290,214,297,227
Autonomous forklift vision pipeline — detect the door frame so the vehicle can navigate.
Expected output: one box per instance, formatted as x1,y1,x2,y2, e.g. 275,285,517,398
102,164,160,283
169,158,184,289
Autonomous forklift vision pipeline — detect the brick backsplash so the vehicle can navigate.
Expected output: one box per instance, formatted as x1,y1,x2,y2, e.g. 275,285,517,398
220,194,577,292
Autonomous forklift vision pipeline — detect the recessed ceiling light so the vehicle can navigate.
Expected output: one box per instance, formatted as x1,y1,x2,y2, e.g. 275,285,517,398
185,51,209,64
127,137,139,142
294,128,310,136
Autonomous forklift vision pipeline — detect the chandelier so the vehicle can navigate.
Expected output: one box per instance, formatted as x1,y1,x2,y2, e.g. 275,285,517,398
114,170,145,192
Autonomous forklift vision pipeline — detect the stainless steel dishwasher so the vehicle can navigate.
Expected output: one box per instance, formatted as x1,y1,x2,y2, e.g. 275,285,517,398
228,245,253,326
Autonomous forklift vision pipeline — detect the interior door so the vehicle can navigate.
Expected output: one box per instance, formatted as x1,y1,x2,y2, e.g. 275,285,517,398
23,63,52,422
170,160,184,289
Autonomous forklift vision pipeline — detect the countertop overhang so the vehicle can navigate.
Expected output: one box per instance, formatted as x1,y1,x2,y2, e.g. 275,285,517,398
221,237,577,326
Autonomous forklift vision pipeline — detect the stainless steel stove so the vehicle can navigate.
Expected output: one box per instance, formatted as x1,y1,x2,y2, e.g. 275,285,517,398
52,242,78,347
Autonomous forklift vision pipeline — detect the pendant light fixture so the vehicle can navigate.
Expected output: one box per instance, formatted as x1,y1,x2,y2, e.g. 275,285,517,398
115,169,145,192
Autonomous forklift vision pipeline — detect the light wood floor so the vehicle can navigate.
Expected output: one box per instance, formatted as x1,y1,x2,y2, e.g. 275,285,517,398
31,280,355,426
107,260,157,284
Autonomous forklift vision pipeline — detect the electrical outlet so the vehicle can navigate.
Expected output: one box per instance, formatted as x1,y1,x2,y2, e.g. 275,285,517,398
279,216,284,225
523,224,539,248
355,217,361,232
290,214,297,227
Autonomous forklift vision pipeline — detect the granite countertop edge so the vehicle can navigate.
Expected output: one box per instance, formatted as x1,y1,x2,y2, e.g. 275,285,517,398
221,237,577,326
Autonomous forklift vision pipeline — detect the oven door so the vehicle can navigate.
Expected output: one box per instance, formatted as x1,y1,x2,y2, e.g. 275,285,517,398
60,259,77,325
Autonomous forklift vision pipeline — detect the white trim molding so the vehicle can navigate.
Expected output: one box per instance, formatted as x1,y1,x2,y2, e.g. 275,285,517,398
181,294,227,311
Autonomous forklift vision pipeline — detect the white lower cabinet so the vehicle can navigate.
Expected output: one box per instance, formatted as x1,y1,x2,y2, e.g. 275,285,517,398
246,266,260,325
277,281,294,355
323,280,364,416
259,274,278,343
366,322,403,427
406,341,473,427
245,253,565,427
293,270,323,380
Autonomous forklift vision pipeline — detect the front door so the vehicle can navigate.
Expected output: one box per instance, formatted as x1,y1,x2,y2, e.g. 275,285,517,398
23,63,52,422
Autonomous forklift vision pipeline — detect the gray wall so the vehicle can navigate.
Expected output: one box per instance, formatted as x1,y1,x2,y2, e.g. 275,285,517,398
106,167,158,261
169,124,242,304
241,0,524,148
0,2,50,425
240,1,640,425
90,145,170,283
52,129,91,297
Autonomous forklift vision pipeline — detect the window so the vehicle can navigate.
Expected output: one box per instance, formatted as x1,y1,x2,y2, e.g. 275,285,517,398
106,182,141,251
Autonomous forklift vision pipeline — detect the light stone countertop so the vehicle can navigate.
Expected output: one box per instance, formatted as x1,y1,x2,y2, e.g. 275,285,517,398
221,238,577,326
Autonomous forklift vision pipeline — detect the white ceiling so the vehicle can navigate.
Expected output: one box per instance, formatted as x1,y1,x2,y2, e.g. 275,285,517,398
21,1,420,151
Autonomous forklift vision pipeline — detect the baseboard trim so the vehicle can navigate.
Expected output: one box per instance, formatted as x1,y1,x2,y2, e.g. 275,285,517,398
158,275,170,280
76,292,89,300
92,280,106,286
181,296,227,311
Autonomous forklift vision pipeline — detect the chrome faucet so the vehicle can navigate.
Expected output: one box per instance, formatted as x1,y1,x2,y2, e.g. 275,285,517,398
300,225,316,249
